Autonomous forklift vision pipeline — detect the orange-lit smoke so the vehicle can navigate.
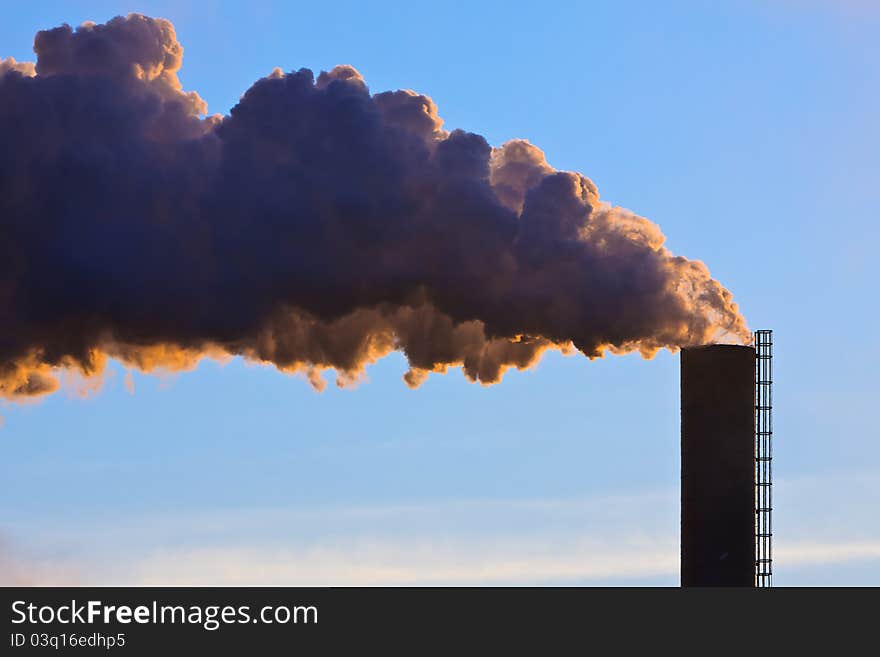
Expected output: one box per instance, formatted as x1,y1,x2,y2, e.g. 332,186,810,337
0,15,749,401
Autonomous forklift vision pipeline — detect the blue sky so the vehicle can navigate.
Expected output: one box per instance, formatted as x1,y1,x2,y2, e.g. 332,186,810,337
1,0,878,584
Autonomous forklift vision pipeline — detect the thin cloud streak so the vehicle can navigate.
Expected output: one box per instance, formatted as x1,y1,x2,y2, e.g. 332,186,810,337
117,538,680,586
5,472,879,585
110,538,880,586
775,541,880,567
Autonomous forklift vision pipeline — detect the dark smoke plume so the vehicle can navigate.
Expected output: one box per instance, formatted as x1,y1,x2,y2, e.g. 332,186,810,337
0,14,749,400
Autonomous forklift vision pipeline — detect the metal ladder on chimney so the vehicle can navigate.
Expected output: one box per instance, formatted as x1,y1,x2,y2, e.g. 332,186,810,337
755,329,773,587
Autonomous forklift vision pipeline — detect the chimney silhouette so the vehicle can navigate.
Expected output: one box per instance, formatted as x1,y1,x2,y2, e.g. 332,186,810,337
680,344,755,587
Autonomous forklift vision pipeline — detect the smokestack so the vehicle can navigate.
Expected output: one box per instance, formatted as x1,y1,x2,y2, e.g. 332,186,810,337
680,344,755,587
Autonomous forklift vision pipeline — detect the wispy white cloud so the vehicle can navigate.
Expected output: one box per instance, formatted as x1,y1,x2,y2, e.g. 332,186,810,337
88,536,880,586
4,488,681,586
124,537,678,586
4,471,880,585
776,541,880,567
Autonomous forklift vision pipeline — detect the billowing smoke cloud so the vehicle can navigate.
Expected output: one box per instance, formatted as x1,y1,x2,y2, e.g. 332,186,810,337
0,14,749,400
